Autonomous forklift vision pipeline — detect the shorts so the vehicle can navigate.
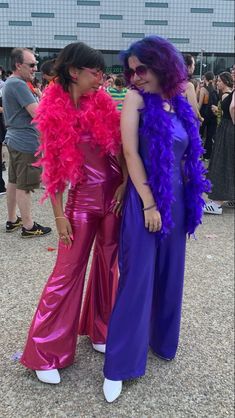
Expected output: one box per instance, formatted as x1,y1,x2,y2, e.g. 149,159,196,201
7,146,41,192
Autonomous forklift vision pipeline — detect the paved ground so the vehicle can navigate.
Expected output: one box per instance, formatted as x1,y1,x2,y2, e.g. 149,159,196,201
0,159,234,418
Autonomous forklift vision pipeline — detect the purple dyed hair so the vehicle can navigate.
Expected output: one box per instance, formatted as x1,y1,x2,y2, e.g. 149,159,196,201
120,35,187,98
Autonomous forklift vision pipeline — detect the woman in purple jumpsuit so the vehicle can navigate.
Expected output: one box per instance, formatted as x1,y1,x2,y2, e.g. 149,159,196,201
102,36,211,402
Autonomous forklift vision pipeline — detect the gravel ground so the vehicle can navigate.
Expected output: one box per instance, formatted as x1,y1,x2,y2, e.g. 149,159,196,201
0,160,234,418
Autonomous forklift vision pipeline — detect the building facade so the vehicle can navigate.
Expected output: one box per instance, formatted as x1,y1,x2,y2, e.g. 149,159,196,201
0,0,234,75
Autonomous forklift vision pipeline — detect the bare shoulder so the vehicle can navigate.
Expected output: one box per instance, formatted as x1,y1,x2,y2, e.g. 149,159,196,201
124,89,144,108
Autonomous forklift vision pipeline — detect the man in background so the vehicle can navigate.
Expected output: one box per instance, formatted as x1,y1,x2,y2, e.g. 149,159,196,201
2,47,51,237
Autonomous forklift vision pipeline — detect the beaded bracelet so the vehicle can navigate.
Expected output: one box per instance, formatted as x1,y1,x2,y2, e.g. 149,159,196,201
143,203,156,211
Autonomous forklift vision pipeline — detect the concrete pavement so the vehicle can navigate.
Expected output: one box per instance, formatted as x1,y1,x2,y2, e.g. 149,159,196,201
0,165,234,418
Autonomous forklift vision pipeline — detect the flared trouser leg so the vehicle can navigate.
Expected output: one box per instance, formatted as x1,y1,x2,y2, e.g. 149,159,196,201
104,182,186,381
149,226,186,360
78,211,120,343
20,214,100,371
103,185,157,380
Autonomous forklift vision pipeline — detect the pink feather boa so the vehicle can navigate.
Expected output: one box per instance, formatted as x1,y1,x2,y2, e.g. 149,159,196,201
34,83,121,201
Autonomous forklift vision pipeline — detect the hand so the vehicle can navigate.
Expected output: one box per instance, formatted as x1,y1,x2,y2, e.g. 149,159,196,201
55,217,73,248
112,182,126,216
211,105,218,114
144,207,162,232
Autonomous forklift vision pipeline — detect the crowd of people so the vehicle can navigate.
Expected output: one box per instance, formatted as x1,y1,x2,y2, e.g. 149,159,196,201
0,38,234,403
182,56,235,215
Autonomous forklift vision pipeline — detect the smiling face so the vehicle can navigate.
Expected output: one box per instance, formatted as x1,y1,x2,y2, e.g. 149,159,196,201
69,66,103,94
127,56,161,94
15,50,37,82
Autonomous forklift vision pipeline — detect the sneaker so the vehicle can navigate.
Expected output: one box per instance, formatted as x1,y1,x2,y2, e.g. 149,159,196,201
21,222,51,238
203,201,223,215
6,216,23,232
0,189,6,196
222,201,235,208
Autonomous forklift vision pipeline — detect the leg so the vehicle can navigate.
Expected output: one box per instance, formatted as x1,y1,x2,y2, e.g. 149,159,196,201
104,182,157,381
6,182,17,222
150,194,186,359
79,211,120,344
16,189,33,229
0,142,6,192
204,118,217,160
20,209,100,370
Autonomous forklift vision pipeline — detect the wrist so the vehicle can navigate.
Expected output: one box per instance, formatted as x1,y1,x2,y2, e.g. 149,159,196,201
143,203,157,211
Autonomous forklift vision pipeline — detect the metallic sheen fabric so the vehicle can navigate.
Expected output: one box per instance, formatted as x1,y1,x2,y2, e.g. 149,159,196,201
104,113,189,381
20,137,122,370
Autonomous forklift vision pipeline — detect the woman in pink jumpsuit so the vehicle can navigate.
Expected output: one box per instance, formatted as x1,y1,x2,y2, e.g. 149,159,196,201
20,42,126,384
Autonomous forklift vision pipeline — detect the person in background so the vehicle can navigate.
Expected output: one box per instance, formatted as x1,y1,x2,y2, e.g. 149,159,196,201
229,64,235,124
102,35,210,402
0,71,6,195
20,42,127,385
40,59,56,90
104,74,115,89
27,77,42,102
183,54,203,122
204,71,234,214
106,75,128,111
2,47,51,236
198,71,219,160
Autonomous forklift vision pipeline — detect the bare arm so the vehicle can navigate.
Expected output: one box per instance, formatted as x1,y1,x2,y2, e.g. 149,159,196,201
25,102,38,118
198,86,206,110
121,90,161,232
185,82,200,117
112,150,128,215
229,91,235,124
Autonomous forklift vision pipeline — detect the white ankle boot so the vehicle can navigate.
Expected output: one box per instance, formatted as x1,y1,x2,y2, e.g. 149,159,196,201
36,369,61,384
92,343,106,353
103,378,122,402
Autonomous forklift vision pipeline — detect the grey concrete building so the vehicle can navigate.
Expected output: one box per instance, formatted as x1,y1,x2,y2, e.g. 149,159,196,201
0,0,234,74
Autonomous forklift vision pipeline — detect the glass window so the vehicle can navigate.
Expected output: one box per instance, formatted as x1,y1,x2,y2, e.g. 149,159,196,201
9,21,32,26
31,13,55,18
122,33,145,38
77,22,100,28
145,2,168,8
77,1,100,5
54,35,77,40
145,20,168,25
99,14,123,20
190,8,213,13
168,38,190,44
212,22,234,27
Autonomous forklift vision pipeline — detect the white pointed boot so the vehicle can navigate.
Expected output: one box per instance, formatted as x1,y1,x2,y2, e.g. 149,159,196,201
35,369,61,384
92,343,106,353
103,378,122,402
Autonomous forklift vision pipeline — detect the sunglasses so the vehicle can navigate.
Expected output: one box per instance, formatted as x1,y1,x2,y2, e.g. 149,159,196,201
124,65,148,80
23,62,38,68
81,67,103,78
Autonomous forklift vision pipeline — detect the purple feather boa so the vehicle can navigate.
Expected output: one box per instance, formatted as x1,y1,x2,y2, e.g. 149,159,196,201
139,92,211,237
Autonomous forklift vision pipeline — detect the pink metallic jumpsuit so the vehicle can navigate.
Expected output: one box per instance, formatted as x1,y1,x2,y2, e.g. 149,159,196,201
20,135,122,371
